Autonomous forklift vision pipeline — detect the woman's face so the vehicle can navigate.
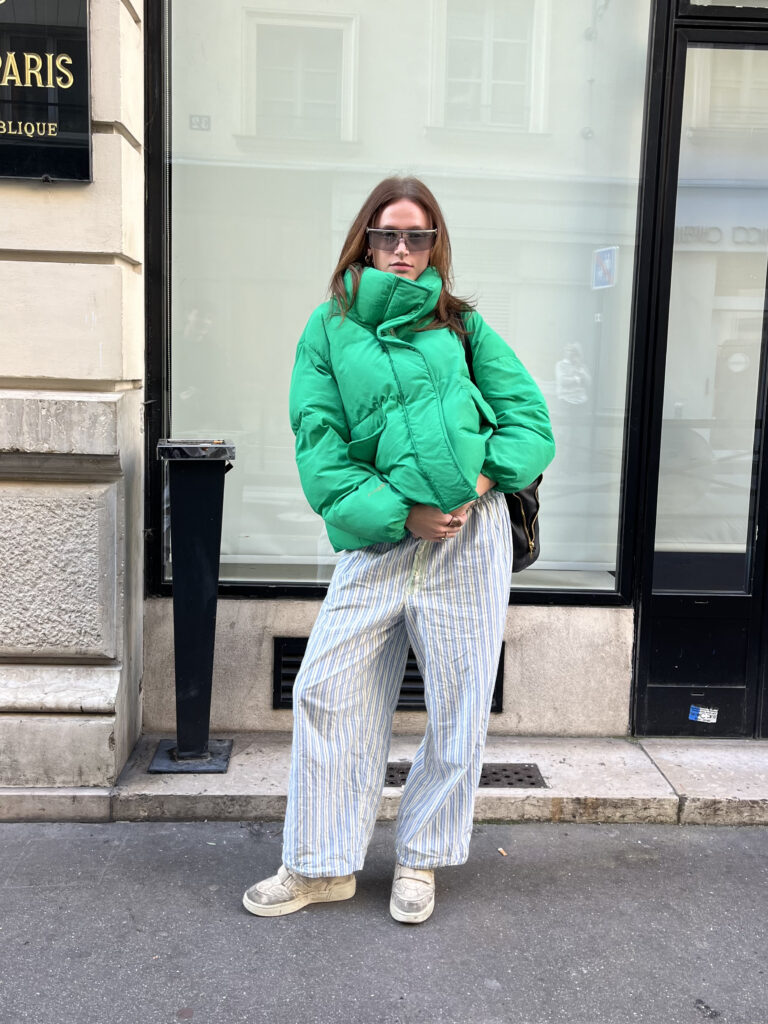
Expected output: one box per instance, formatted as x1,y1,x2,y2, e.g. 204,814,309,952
368,199,433,281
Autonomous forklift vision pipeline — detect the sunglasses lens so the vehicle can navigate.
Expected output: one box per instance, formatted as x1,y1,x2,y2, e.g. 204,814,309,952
367,229,435,252
406,231,436,252
368,230,400,251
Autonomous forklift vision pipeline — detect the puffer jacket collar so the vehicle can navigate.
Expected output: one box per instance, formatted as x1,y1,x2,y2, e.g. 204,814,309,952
344,266,443,338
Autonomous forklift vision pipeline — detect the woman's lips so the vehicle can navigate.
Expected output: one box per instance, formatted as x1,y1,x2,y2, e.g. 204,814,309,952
390,262,411,270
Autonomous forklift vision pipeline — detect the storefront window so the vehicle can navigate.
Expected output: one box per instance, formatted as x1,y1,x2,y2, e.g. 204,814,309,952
167,0,652,587
654,44,768,592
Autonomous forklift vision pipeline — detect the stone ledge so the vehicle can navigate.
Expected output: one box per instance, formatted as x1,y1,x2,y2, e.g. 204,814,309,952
0,786,111,822
0,665,121,713
640,739,768,825
0,390,124,456
4,734,768,824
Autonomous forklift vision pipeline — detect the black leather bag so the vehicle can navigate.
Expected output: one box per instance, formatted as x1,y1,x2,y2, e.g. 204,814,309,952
503,475,542,572
462,334,542,572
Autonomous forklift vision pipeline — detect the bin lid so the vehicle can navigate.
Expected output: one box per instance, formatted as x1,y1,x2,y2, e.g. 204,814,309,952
157,439,236,460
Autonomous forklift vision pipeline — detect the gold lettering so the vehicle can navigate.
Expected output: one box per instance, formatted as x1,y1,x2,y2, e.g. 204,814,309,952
24,52,43,88
0,52,22,88
55,53,73,89
0,120,59,136
45,52,54,88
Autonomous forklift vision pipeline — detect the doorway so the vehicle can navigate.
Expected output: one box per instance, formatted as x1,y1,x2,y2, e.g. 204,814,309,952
635,33,768,736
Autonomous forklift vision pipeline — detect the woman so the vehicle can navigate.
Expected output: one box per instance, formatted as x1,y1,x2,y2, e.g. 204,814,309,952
243,177,554,924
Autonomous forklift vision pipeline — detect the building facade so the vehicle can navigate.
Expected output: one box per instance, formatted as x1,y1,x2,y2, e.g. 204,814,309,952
1,0,768,794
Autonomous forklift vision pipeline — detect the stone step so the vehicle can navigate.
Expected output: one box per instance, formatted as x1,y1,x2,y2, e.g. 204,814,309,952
2,733,768,825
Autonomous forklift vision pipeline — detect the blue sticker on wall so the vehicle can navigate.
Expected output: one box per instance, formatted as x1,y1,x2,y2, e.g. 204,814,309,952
689,705,718,724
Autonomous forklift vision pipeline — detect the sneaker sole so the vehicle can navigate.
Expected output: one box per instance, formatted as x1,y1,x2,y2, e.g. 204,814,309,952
389,894,435,925
242,877,356,917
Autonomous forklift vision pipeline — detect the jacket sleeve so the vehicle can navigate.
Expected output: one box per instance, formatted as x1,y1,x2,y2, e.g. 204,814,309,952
466,311,555,492
289,313,412,544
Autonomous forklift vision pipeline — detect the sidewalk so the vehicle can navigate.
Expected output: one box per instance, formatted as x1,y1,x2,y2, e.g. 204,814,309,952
2,734,768,824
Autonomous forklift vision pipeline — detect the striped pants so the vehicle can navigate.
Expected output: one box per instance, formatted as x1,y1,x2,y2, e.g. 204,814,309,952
282,489,514,877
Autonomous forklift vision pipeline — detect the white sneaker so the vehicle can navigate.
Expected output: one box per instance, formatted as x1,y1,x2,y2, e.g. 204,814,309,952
242,864,356,917
389,863,435,924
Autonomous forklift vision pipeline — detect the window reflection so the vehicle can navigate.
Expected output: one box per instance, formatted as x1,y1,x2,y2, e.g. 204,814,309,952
256,25,343,140
168,0,653,587
445,0,533,128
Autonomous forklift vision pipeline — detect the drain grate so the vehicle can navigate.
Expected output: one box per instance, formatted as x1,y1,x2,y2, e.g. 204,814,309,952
384,762,547,788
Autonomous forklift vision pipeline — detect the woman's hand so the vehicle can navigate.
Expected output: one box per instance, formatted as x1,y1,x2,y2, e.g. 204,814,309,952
406,504,468,542
406,477,495,542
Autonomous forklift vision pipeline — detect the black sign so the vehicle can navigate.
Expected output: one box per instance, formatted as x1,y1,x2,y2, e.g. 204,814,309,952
0,0,90,181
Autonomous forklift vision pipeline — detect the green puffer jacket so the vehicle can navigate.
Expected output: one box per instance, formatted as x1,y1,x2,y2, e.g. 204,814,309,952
289,266,555,552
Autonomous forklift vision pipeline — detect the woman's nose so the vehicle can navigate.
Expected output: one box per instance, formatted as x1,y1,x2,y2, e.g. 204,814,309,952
394,234,409,254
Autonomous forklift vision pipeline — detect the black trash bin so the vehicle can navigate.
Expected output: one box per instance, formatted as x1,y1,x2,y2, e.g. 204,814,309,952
149,439,236,773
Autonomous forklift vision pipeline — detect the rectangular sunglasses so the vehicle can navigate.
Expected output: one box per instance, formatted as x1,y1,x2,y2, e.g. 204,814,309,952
366,228,437,252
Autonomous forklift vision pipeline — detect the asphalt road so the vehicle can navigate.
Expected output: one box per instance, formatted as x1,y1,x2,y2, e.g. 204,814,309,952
1,821,767,1024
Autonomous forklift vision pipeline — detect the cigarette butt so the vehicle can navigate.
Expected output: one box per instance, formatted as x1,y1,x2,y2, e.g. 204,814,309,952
497,847,507,857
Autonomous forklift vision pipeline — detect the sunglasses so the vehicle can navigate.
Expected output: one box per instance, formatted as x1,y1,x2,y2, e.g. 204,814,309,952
366,228,437,253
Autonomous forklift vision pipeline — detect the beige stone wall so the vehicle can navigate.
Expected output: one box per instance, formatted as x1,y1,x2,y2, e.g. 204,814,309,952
0,1,145,788
143,598,633,738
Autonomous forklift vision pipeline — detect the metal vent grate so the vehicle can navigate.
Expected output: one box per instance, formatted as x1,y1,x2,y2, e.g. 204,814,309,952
273,637,504,713
384,761,546,788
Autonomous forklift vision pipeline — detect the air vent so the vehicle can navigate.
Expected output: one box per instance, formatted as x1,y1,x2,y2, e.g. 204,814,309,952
384,762,546,788
273,637,504,713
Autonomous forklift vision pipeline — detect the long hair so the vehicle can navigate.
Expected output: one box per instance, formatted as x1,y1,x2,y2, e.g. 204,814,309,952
329,176,473,338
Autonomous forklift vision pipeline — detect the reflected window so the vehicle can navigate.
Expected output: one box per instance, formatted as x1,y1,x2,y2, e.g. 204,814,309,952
445,0,534,128
689,47,768,130
243,13,356,141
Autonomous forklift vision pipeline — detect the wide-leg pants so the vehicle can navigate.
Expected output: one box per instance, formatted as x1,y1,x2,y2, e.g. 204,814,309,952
282,489,514,877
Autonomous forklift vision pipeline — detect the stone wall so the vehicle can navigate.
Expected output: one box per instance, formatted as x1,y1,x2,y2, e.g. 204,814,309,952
0,1,144,788
143,598,633,738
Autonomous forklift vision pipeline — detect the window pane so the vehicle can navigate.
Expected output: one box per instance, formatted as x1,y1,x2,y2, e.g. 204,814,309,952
654,46,768,592
493,41,528,82
168,0,653,589
255,25,342,140
445,80,482,123
447,38,483,80
494,0,532,37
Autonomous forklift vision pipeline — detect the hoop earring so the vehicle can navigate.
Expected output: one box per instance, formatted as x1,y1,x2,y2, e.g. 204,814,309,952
364,251,373,266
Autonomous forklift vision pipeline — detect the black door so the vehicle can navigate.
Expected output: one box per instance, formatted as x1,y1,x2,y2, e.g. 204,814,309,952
635,30,768,736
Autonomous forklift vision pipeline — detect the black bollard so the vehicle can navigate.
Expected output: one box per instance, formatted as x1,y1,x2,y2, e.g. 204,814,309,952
149,440,235,773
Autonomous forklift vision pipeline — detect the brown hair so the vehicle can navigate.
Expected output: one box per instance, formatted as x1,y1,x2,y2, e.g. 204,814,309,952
328,176,473,338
